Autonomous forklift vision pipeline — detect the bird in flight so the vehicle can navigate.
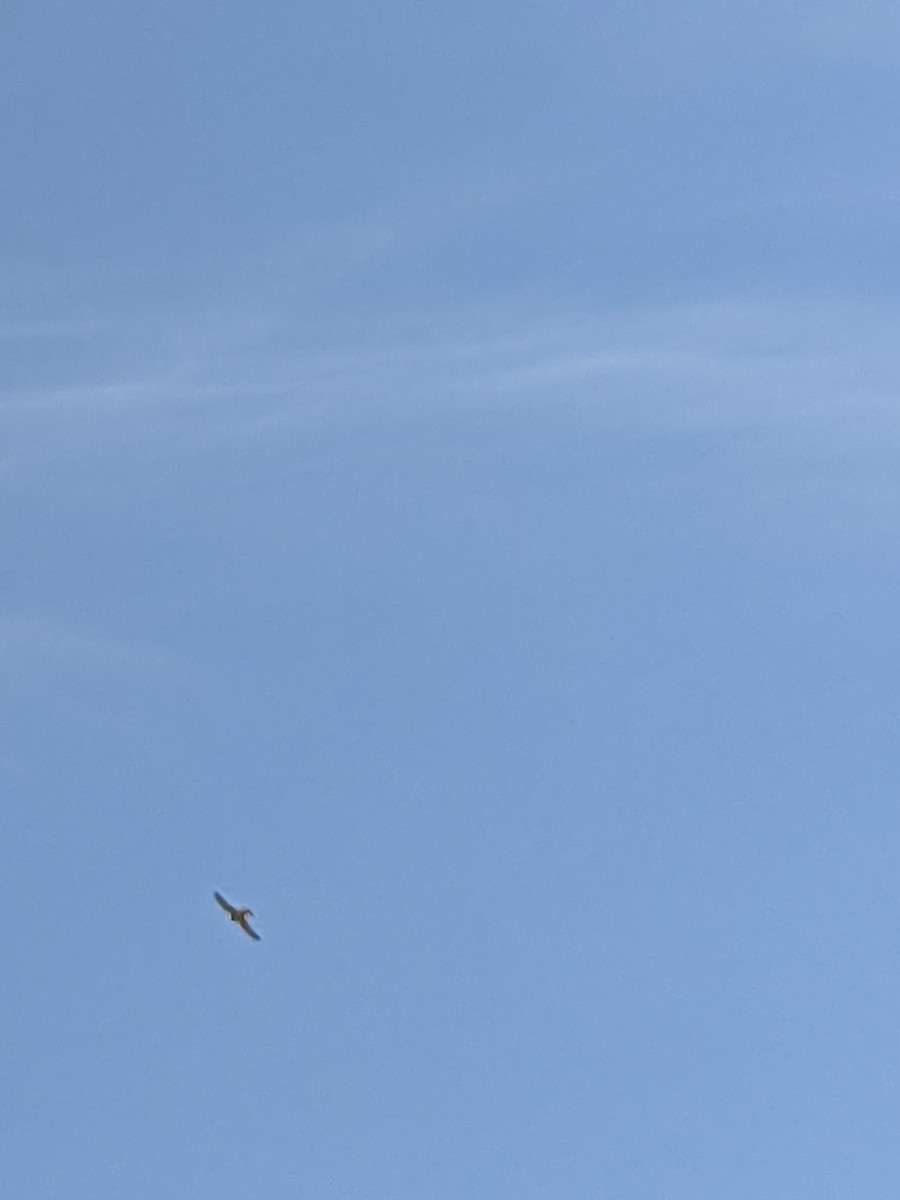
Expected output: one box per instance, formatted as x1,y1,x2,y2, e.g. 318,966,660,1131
214,891,261,941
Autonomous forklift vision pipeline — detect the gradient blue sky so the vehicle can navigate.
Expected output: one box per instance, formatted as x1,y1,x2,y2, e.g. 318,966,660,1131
4,3,900,1197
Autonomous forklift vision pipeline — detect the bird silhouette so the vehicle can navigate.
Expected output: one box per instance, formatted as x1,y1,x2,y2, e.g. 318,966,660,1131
214,891,261,941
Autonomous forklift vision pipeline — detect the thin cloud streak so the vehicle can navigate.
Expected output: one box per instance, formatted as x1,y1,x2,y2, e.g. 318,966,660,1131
0,614,186,673
2,289,898,477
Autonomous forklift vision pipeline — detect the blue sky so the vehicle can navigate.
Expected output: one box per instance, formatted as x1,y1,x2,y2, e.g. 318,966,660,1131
3,2,900,1196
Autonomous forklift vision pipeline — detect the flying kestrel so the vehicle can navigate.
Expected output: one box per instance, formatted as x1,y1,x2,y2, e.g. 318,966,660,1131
214,891,261,941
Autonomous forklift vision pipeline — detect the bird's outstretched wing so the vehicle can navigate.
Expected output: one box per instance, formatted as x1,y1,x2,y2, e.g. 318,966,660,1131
239,916,261,941
214,891,237,916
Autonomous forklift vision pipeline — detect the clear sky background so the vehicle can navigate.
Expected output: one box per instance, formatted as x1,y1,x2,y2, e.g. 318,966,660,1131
3,2,900,1197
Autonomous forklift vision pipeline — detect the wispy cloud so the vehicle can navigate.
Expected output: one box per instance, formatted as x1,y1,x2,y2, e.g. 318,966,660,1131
2,283,899,480
0,612,219,760
0,613,183,673
3,156,899,481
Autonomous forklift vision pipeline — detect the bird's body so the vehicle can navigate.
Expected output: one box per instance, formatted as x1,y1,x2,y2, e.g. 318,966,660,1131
214,891,261,940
